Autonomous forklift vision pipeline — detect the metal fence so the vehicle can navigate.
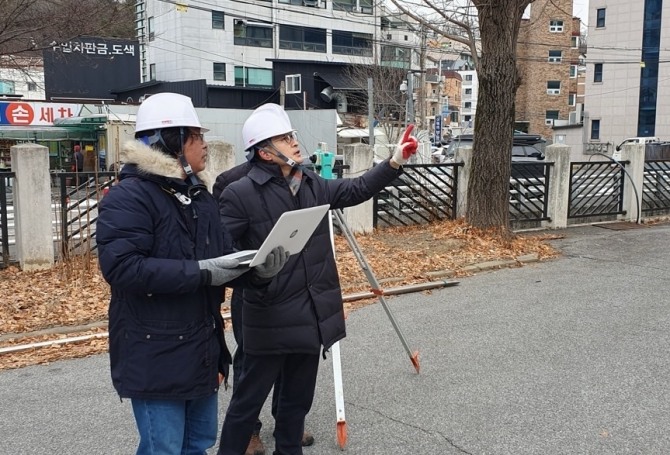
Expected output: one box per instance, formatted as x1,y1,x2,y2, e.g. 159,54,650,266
0,172,14,268
568,161,626,219
509,162,552,223
642,160,670,214
373,163,460,228
53,172,117,259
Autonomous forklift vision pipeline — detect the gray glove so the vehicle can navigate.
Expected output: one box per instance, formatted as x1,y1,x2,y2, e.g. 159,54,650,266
198,256,248,286
254,246,290,280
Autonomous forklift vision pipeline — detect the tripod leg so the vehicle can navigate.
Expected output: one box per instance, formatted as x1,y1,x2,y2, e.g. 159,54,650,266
333,209,420,374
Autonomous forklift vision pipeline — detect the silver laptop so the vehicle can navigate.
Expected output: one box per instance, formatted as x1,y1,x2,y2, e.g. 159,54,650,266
225,204,330,267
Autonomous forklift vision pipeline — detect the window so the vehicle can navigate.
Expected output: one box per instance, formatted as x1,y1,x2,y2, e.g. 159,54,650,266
464,102,471,108
380,45,410,69
591,119,600,140
568,92,576,106
279,25,326,53
285,74,301,94
570,65,578,78
547,80,561,95
546,110,560,120
596,8,606,28
465,88,472,95
213,62,226,81
332,30,372,56
149,64,156,81
549,20,564,32
0,80,15,94
571,36,578,48
212,11,224,29
465,74,473,81
148,16,155,40
234,67,273,87
234,21,273,48
548,50,562,63
27,82,37,91
594,63,603,82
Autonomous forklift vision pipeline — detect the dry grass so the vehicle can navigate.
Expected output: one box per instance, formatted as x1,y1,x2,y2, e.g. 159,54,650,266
0,219,561,370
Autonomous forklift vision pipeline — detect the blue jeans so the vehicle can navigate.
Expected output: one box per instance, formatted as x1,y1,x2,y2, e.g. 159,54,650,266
132,394,218,455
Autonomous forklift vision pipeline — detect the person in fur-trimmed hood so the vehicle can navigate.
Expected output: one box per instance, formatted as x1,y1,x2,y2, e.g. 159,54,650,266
96,93,289,455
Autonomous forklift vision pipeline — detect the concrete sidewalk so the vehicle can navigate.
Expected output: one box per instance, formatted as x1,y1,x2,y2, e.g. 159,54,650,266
2,223,670,454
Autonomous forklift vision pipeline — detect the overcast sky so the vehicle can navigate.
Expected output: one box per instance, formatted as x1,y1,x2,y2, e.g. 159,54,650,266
573,0,589,24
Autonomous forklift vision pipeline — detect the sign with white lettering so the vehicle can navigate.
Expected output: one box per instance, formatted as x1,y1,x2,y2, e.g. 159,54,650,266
434,114,442,144
43,37,140,101
0,102,80,126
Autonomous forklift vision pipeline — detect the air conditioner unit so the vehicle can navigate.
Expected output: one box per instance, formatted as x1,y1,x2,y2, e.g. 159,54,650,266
546,89,560,95
544,119,554,126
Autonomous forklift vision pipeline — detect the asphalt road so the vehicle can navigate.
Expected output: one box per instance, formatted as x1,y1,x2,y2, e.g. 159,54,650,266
1,223,670,454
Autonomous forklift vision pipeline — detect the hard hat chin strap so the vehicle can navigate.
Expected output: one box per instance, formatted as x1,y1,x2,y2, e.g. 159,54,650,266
263,143,298,168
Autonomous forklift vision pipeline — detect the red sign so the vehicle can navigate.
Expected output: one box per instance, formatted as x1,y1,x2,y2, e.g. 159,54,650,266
4,103,35,125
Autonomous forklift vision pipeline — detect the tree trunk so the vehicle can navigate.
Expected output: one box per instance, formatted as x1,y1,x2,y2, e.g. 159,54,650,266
467,1,530,232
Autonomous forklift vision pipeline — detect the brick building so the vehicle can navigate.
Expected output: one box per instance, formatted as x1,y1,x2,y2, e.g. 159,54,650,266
515,0,582,140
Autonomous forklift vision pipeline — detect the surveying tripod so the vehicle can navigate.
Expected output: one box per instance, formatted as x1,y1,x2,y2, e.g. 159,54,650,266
315,143,420,449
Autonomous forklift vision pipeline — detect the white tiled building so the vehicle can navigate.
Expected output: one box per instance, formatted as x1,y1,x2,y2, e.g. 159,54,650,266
134,0,416,87
585,0,670,148
0,57,45,101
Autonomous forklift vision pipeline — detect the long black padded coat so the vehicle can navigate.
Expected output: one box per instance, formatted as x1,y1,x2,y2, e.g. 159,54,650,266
219,158,402,356
97,140,235,401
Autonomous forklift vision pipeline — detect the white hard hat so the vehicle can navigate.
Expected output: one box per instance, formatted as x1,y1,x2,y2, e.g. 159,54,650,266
135,92,209,133
242,103,294,150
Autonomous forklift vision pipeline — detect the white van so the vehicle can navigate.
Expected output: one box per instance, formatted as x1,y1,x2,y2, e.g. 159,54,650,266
613,136,661,161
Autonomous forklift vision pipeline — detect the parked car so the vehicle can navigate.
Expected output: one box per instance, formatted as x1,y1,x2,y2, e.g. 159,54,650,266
434,132,546,164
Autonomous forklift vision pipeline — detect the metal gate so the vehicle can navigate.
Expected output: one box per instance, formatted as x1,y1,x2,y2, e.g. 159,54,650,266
373,163,460,228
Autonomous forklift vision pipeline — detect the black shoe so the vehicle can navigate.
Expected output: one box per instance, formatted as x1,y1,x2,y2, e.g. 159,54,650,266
301,431,315,447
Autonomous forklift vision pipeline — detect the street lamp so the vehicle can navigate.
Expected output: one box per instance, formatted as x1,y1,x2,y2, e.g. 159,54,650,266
399,80,408,127
399,75,414,127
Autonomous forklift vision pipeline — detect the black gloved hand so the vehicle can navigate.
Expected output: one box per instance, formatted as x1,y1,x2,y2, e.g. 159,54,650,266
254,246,290,280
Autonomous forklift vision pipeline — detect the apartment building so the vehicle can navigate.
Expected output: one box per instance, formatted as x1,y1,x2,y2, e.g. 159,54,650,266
0,56,45,101
132,1,420,113
516,0,582,139
586,0,670,148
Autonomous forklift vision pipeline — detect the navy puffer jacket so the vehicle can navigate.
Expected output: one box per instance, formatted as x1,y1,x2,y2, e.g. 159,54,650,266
219,159,401,356
97,141,234,400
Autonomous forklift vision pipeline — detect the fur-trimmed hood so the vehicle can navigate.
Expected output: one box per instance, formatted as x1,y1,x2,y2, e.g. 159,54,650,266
120,140,215,189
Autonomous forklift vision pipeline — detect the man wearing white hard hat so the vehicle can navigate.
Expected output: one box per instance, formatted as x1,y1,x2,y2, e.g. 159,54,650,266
96,93,287,455
216,103,418,455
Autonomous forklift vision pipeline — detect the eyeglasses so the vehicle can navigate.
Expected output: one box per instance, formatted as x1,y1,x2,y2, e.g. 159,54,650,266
273,132,298,145
190,132,205,142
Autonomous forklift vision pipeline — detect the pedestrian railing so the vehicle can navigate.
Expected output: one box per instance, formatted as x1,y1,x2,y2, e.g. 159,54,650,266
642,160,670,214
509,162,552,223
373,163,460,228
53,172,117,259
0,172,14,268
568,161,626,219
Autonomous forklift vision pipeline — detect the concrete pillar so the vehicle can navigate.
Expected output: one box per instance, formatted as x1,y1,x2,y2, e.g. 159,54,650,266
342,143,374,234
545,144,571,229
205,141,236,192
454,145,472,218
11,143,54,270
620,144,645,223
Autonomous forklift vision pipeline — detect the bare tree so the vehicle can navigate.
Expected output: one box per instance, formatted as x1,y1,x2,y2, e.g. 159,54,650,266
343,64,408,143
387,0,533,232
0,0,135,57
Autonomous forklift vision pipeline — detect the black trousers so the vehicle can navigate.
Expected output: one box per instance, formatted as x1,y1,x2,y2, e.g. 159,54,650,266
218,351,319,455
